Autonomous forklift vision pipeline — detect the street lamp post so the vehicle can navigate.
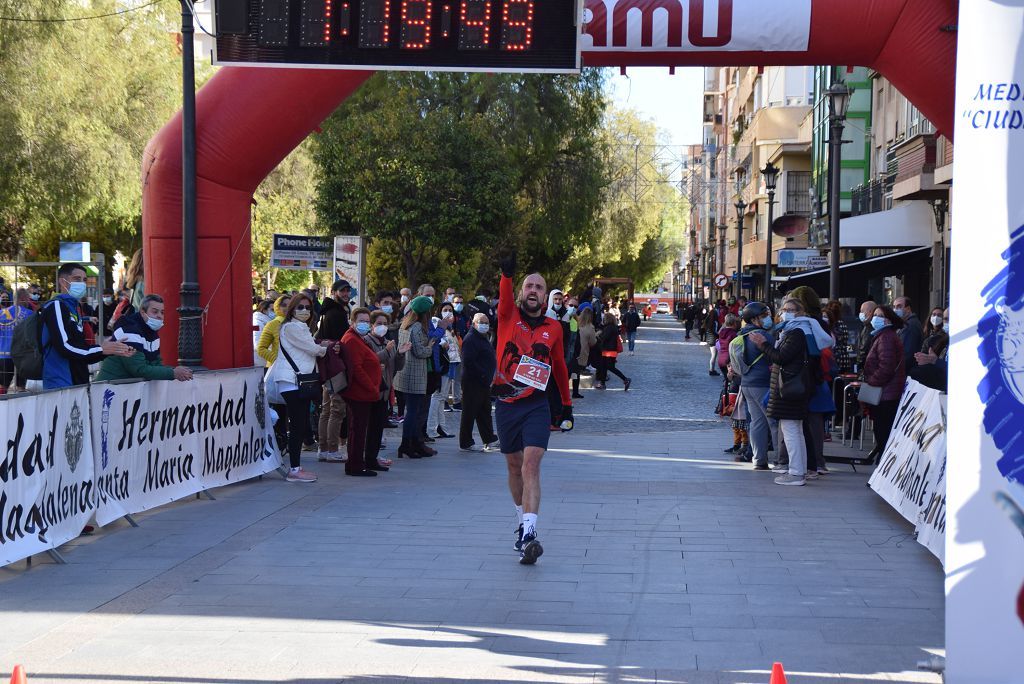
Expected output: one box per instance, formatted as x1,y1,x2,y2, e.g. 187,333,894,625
734,167,747,299
735,198,747,299
178,0,203,367
761,161,780,306
931,198,949,307
827,81,853,301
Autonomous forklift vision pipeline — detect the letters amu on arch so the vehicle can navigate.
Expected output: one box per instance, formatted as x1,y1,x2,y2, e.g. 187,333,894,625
584,0,733,48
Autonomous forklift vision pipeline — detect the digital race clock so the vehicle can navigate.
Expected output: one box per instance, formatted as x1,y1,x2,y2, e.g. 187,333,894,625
213,0,581,72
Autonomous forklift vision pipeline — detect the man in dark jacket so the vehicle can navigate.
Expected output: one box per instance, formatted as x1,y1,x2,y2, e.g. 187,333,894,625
41,262,132,389
893,296,923,368
623,304,641,355
96,294,193,382
855,300,878,371
459,313,499,452
316,279,352,341
683,302,696,339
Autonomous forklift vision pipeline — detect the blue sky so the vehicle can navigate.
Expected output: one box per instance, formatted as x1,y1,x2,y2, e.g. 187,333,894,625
607,66,706,147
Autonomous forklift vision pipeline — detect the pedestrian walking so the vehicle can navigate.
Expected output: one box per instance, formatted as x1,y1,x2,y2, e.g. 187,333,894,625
623,304,641,355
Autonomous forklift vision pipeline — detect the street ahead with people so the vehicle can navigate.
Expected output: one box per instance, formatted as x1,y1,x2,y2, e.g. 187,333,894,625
0,310,943,683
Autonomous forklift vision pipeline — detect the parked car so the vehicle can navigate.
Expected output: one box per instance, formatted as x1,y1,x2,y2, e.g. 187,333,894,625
656,302,670,314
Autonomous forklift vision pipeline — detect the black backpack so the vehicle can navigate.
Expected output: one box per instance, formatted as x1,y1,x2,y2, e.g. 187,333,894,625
11,309,44,381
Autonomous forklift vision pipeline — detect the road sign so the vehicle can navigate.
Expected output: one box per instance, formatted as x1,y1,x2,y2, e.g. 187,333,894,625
213,0,581,73
713,273,729,289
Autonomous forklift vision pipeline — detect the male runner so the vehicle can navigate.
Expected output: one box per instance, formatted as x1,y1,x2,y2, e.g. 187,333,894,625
493,254,573,564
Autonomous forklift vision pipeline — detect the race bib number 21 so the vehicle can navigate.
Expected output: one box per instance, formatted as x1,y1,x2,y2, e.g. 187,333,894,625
514,355,551,390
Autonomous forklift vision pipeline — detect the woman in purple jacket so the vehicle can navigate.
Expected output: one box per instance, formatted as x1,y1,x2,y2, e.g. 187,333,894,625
863,305,906,462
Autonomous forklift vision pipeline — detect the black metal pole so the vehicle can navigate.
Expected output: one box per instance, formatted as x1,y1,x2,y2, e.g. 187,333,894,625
735,221,744,299
178,0,202,367
763,190,775,306
828,119,844,301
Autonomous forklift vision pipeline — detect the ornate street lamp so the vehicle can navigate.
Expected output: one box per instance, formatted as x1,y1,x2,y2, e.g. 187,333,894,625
761,161,780,304
931,198,949,308
827,81,853,301
734,166,747,298
735,198,747,298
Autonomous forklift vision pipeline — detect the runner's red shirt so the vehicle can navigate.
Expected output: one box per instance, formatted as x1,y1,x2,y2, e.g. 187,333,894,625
493,274,571,406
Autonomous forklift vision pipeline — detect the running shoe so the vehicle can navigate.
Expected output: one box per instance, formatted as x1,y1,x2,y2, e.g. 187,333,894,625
460,444,484,452
774,474,805,486
514,524,524,552
771,462,790,473
519,532,543,564
483,442,500,452
286,468,318,483
318,451,345,462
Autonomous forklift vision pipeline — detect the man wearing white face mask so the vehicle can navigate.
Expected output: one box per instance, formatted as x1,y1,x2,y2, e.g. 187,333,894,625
97,295,193,382
855,299,878,372
41,262,134,389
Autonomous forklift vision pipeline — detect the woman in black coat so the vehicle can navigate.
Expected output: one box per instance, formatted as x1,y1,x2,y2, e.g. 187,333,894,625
595,312,631,391
749,297,812,487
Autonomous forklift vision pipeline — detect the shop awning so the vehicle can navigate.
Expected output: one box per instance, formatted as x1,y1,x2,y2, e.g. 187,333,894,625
776,246,932,292
839,201,935,248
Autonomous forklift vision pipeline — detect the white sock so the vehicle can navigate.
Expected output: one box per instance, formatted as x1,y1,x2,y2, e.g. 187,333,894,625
514,505,524,525
522,513,538,537
290,466,300,473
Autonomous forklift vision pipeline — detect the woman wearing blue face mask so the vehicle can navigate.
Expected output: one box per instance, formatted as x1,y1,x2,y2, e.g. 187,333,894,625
340,307,385,476
862,305,906,462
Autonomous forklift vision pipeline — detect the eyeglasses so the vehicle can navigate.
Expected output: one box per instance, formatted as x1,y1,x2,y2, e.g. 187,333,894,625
295,305,311,311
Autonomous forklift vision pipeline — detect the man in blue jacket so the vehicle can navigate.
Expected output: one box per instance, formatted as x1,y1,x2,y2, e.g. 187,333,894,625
732,302,778,471
41,262,132,389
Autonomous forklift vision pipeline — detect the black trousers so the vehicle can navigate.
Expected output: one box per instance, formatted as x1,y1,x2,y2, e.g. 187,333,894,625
872,399,900,454
281,390,311,469
364,398,388,464
460,379,498,448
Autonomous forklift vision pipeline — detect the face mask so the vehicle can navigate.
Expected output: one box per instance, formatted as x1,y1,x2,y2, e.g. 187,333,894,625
566,306,576,316
355,321,371,335
930,315,943,328
762,316,773,329
871,315,887,330
445,295,454,303
893,306,907,318
400,295,410,304
102,296,113,305
29,294,40,301
373,324,388,338
294,310,311,322
442,310,454,320
66,282,87,299
781,312,796,322
858,312,868,323
454,303,464,313
476,323,489,334
382,305,394,315
145,316,164,332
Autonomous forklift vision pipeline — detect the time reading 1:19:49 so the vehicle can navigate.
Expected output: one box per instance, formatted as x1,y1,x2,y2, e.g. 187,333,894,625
279,0,535,51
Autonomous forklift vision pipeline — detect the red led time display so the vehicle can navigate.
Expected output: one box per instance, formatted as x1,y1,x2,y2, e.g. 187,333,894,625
215,0,578,72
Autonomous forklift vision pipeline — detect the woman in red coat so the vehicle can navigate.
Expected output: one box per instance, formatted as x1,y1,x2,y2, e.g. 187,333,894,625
341,307,384,477
863,305,906,462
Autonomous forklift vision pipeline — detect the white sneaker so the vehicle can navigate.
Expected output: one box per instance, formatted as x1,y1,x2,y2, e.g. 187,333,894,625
286,468,318,483
774,473,805,486
771,463,789,473
318,451,345,462
460,444,484,452
483,442,500,452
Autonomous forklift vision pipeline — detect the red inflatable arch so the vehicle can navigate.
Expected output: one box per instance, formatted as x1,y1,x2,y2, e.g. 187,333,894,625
143,0,957,369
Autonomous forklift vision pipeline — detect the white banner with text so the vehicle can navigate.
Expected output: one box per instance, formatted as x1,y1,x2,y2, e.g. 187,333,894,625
867,379,946,564
92,368,280,527
0,387,96,567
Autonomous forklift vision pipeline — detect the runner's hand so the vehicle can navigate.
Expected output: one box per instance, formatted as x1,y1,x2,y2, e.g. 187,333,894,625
499,252,517,278
560,405,574,431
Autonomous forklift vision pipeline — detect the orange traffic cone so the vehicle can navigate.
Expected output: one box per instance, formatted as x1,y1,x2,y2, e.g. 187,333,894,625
768,662,787,684
9,664,26,684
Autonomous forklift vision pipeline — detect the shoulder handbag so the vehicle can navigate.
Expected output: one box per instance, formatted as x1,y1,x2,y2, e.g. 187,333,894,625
280,335,322,400
779,355,811,401
857,382,883,405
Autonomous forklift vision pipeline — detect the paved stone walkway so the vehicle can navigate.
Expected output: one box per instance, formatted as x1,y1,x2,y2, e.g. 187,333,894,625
0,316,943,683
